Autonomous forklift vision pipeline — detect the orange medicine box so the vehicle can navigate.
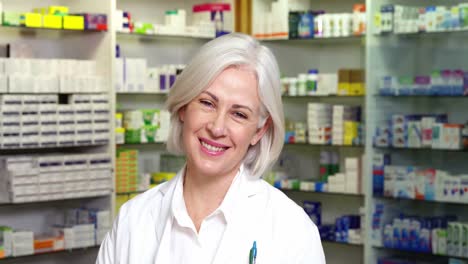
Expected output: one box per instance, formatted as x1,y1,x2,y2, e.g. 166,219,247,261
34,237,55,253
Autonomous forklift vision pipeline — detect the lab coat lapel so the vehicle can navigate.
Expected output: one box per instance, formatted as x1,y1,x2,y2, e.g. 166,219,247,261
153,171,181,264
212,176,267,264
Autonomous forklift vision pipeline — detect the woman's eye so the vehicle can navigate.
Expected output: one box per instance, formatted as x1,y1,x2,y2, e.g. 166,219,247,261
200,100,214,107
234,112,247,119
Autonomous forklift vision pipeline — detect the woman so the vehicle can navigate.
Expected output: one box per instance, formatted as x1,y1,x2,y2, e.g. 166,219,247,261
97,33,325,264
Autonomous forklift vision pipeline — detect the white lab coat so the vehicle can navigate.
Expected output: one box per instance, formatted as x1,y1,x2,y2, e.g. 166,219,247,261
96,167,325,264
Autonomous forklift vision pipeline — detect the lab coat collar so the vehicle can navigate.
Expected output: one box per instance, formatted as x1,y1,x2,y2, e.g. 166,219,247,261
153,164,267,264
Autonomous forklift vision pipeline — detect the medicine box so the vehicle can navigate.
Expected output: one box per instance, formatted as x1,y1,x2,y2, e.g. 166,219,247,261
63,15,84,30
20,13,42,28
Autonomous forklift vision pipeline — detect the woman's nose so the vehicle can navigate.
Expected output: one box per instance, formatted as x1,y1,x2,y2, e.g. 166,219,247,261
207,113,227,137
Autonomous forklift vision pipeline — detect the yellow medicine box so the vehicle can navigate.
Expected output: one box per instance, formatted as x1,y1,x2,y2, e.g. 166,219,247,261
63,15,84,30
21,13,42,28
344,136,355,146
43,15,62,29
344,121,359,131
33,8,48,15
338,83,350,95
349,83,365,95
48,6,69,16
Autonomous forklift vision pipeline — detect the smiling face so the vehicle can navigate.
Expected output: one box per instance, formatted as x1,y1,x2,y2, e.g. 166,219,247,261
178,67,269,179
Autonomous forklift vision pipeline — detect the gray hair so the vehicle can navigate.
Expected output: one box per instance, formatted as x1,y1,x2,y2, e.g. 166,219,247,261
165,33,284,178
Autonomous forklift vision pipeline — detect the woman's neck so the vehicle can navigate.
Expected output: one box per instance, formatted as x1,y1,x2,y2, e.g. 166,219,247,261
183,165,239,232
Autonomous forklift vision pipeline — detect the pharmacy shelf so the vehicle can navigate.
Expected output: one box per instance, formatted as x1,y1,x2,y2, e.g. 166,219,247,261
0,246,100,262
0,195,110,207
116,32,213,41
281,189,364,198
116,93,364,99
323,240,364,247
116,92,168,95
373,245,468,261
117,142,166,147
259,35,364,44
116,190,147,196
376,29,468,38
0,25,107,33
0,92,109,95
285,143,364,149
0,144,109,154
374,195,468,207
377,94,468,98
283,95,365,99
374,146,468,153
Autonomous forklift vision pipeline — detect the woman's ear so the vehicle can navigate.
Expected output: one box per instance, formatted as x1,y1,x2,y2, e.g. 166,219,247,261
250,117,271,146
178,106,186,122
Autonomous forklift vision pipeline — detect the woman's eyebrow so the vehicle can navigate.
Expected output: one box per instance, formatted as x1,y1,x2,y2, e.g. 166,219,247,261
202,91,218,102
232,104,253,114
203,91,253,113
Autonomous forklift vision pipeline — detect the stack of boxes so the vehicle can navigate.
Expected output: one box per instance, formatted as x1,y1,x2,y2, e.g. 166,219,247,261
374,113,466,150
115,58,147,93
307,103,332,144
115,113,125,144
281,69,365,97
375,3,468,34
373,153,468,203
0,228,34,258
332,105,362,145
379,70,468,97
164,9,187,35
51,208,110,251
0,227,12,258
7,6,66,28
2,5,107,31
115,10,133,33
345,157,362,194
123,109,170,144
0,94,110,149
344,121,363,146
303,201,322,227
33,236,62,254
317,210,364,244
0,58,105,94
376,212,468,256
12,231,34,257
116,149,139,193
274,152,363,195
192,3,231,37
334,215,362,244
70,224,95,249
319,151,339,182
89,209,111,245
115,3,231,38
307,103,363,146
327,157,363,194
372,153,391,196
114,57,185,93
0,153,112,203
338,69,366,96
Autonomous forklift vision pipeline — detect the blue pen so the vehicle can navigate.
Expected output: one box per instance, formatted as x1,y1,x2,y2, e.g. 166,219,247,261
249,241,257,264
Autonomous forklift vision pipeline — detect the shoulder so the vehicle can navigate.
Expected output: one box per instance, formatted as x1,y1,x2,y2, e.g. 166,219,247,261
261,182,316,228
117,182,168,224
261,182,325,262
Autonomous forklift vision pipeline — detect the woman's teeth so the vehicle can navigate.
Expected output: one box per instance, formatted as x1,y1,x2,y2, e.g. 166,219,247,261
201,141,225,152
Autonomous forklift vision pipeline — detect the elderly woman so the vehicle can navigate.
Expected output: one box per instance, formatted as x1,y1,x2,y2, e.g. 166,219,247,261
97,33,325,264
